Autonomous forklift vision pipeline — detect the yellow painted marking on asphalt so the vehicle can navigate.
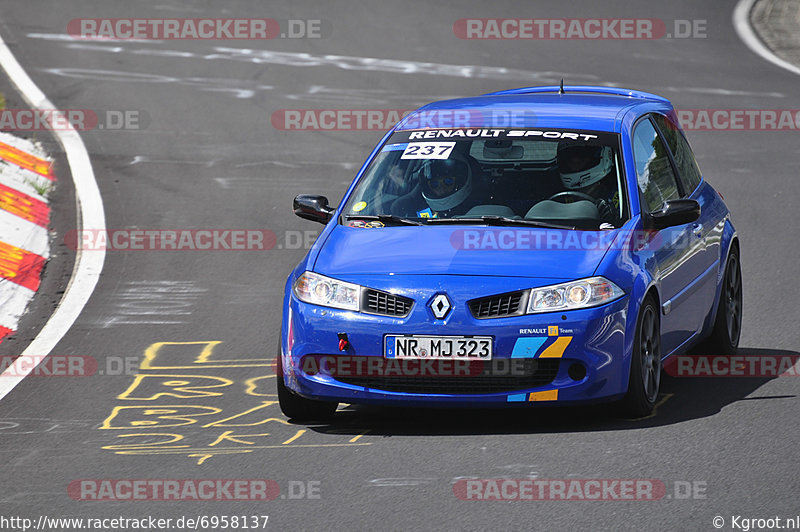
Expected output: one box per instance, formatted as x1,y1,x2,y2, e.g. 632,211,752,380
106,442,373,465
538,336,572,358
100,340,373,466
117,443,376,465
282,429,306,445
349,430,369,443
243,375,277,397
109,443,372,455
100,405,223,429
102,433,188,450
200,401,282,428
528,389,558,401
195,346,273,365
118,373,234,400
626,393,674,421
208,431,272,447
141,341,219,370
141,341,272,370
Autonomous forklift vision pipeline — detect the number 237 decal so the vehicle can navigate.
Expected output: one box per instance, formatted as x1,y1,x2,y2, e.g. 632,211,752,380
401,142,456,160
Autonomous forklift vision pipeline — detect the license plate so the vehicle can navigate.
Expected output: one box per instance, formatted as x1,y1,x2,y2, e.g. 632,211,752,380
385,335,492,360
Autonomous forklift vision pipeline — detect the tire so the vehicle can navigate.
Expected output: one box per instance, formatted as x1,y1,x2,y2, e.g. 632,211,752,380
276,346,337,422
618,296,662,418
702,246,742,356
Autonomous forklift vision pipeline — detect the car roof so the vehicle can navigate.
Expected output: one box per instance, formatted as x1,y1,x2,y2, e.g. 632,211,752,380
396,85,673,134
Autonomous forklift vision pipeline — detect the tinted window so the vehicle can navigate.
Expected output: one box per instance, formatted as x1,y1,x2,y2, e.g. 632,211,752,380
632,118,680,213
342,128,628,229
652,114,702,195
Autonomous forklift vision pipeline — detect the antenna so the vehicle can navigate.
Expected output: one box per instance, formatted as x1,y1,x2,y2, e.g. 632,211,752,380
559,79,565,94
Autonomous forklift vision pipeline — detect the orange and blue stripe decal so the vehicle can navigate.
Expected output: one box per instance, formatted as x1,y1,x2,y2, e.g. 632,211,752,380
0,182,50,227
539,336,572,358
507,334,572,402
511,337,547,357
507,389,559,402
510,335,573,359
527,389,558,401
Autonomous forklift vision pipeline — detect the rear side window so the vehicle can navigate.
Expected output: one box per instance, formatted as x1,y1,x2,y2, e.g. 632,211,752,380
652,114,703,195
632,118,680,213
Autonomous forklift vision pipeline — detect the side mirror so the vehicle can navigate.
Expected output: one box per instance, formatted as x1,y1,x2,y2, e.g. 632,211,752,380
649,199,701,230
293,194,335,224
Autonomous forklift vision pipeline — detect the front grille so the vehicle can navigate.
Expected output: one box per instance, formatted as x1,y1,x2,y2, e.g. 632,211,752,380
363,289,413,317
468,290,528,319
334,358,558,394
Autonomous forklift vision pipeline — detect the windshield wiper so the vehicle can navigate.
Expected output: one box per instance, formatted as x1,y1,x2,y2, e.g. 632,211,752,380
426,216,575,230
344,214,423,226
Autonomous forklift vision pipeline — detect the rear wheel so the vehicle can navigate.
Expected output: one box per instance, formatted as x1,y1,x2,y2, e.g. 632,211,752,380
619,296,661,417
276,346,337,422
702,246,742,356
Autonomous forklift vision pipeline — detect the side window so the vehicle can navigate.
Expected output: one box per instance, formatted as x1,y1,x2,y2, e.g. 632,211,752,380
652,114,702,195
632,118,680,213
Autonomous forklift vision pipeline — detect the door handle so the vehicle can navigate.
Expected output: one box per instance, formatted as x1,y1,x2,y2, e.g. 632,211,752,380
692,223,703,237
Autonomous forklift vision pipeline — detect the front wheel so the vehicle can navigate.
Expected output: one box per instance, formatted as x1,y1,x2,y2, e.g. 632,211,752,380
276,348,337,422
618,296,661,417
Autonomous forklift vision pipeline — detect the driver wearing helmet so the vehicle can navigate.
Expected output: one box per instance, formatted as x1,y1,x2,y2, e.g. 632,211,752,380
557,142,620,223
420,153,475,218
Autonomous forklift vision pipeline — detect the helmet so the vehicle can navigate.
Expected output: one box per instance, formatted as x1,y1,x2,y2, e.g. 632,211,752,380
421,155,473,212
557,143,613,189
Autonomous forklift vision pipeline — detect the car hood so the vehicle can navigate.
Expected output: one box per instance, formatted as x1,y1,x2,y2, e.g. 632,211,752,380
313,225,621,279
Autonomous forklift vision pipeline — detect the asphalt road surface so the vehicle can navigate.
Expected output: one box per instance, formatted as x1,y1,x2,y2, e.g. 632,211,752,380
0,1,798,530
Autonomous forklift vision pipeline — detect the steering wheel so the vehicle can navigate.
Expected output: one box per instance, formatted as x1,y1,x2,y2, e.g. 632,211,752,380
547,191,596,203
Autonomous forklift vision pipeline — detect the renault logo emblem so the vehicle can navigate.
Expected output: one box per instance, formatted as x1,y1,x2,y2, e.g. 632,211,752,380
429,294,452,319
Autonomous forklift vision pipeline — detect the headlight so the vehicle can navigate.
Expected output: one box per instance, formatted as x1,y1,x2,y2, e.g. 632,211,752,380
526,277,624,314
293,271,361,311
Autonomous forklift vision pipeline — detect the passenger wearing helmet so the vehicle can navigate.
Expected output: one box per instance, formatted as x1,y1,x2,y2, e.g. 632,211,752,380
420,154,475,218
557,142,620,222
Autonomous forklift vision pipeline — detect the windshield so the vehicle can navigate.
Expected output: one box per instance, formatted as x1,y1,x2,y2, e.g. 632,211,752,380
342,128,627,229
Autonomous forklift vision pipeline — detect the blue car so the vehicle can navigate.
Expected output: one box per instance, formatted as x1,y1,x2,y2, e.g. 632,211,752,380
277,85,742,420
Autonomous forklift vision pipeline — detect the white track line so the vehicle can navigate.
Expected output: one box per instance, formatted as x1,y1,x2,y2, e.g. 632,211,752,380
733,0,800,77
0,32,106,399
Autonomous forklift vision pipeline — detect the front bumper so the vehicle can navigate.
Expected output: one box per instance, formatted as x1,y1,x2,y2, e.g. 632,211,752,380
281,275,632,407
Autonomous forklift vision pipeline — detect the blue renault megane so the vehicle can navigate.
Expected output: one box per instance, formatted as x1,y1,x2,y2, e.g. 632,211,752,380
277,85,742,420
